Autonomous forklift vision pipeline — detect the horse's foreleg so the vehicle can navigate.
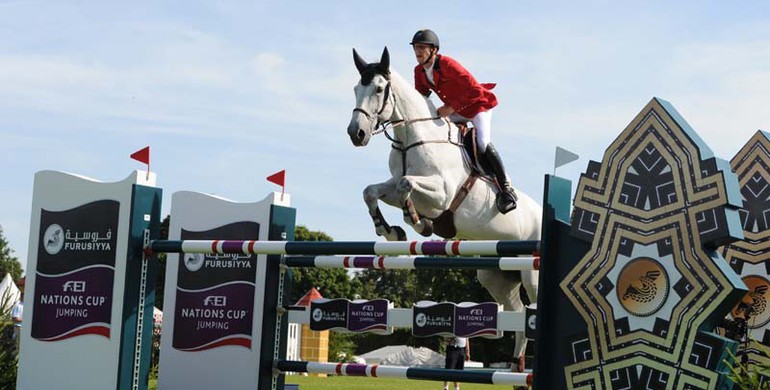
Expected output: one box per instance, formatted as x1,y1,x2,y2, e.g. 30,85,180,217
397,175,448,237
363,181,407,241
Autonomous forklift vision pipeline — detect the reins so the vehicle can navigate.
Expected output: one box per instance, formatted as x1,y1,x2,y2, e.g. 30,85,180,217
352,77,465,176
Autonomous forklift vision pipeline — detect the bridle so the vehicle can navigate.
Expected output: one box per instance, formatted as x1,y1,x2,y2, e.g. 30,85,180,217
351,75,463,175
352,81,392,131
352,75,447,136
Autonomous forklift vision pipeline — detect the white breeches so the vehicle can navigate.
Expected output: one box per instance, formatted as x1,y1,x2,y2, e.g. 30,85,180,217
450,109,493,152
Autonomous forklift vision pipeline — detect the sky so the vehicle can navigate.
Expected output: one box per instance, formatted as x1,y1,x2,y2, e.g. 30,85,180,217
2,1,770,273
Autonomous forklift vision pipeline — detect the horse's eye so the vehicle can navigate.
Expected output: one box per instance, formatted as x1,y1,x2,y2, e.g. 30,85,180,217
376,86,384,93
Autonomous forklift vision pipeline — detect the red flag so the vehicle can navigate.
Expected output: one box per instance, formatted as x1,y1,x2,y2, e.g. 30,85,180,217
131,146,151,180
267,170,286,200
130,146,150,165
266,170,285,187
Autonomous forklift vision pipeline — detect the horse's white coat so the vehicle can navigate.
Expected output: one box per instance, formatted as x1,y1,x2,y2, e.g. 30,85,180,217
347,49,543,368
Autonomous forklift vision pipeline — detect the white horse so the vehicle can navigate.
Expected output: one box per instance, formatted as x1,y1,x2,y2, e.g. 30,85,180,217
346,47,542,373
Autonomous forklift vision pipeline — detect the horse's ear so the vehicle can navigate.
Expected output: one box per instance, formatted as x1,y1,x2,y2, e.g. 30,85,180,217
379,47,390,73
353,48,367,74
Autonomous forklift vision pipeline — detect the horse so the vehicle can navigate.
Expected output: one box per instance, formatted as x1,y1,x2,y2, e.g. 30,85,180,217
346,47,543,373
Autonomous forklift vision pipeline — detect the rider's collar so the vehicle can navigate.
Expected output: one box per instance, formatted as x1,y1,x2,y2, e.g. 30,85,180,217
421,54,441,72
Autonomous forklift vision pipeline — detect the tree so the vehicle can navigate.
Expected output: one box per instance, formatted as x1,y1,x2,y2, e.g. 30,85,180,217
290,226,362,303
0,227,19,390
292,225,363,363
0,226,23,283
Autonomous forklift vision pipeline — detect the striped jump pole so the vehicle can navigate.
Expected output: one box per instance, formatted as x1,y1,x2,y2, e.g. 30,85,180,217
147,239,540,257
276,360,533,387
284,255,540,270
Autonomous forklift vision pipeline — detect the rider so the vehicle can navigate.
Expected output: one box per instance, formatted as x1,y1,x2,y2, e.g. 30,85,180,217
410,29,518,213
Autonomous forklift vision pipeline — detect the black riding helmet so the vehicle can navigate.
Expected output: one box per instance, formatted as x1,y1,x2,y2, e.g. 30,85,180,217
410,29,439,49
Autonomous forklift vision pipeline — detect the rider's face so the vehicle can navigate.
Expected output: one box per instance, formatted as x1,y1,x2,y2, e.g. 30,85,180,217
412,44,435,65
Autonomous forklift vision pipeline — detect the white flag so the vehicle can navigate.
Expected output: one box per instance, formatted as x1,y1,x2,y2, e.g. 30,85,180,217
554,146,579,170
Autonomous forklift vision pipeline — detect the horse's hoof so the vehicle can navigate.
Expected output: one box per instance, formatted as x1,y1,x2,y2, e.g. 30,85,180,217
517,355,526,373
419,219,433,237
393,226,407,241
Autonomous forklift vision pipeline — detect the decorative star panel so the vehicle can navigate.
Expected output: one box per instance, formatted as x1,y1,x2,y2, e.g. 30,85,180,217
721,130,770,371
561,97,746,389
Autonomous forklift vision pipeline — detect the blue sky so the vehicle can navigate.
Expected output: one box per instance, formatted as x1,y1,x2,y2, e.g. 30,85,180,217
2,1,770,272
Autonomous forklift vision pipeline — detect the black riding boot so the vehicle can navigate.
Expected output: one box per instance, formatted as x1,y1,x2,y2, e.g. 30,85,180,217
484,144,518,213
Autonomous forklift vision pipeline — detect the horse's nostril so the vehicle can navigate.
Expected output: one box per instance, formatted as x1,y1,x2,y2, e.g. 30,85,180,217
357,129,365,140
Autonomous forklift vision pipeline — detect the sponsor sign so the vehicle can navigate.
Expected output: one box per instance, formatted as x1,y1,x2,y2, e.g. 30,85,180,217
172,222,259,351
454,302,500,338
348,299,389,333
32,200,118,341
309,299,348,331
412,302,455,337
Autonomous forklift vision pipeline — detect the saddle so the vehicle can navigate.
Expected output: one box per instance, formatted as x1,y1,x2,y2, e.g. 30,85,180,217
455,122,494,177
428,122,499,238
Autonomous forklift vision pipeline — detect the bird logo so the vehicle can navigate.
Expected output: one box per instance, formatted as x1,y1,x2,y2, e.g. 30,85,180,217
622,270,661,304
732,275,770,328
617,258,669,317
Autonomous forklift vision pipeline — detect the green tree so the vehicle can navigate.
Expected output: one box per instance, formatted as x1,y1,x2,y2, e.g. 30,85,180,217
0,226,23,283
0,226,20,388
290,226,362,303
0,303,17,389
292,225,362,363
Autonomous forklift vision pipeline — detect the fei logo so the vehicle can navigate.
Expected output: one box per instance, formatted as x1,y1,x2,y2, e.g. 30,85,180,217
312,308,323,322
415,313,427,327
204,296,227,307
43,224,65,255
470,308,483,315
63,280,86,292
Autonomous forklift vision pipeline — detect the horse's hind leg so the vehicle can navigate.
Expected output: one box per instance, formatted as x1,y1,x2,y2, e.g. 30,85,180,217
363,180,407,241
476,269,529,373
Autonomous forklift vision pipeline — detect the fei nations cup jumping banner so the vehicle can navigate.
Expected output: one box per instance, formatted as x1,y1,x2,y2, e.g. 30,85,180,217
17,171,161,390
157,191,295,390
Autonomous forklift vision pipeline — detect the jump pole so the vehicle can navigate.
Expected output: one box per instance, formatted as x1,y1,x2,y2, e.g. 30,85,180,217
276,360,533,387
147,239,540,257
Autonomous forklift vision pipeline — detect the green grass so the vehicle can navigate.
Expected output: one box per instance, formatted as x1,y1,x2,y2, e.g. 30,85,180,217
148,372,521,389
285,375,517,389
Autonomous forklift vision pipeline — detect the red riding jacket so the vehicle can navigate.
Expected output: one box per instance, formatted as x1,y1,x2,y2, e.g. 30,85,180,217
414,54,497,118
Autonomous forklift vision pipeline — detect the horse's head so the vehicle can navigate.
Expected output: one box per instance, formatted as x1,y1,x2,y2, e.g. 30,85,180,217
347,47,393,147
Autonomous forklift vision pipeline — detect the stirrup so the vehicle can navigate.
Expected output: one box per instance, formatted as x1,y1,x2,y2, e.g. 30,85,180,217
496,188,518,214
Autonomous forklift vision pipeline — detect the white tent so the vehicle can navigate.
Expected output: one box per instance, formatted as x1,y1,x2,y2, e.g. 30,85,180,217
359,345,445,367
0,273,21,315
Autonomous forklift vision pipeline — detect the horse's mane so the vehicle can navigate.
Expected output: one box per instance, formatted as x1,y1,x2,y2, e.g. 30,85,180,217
388,69,437,120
